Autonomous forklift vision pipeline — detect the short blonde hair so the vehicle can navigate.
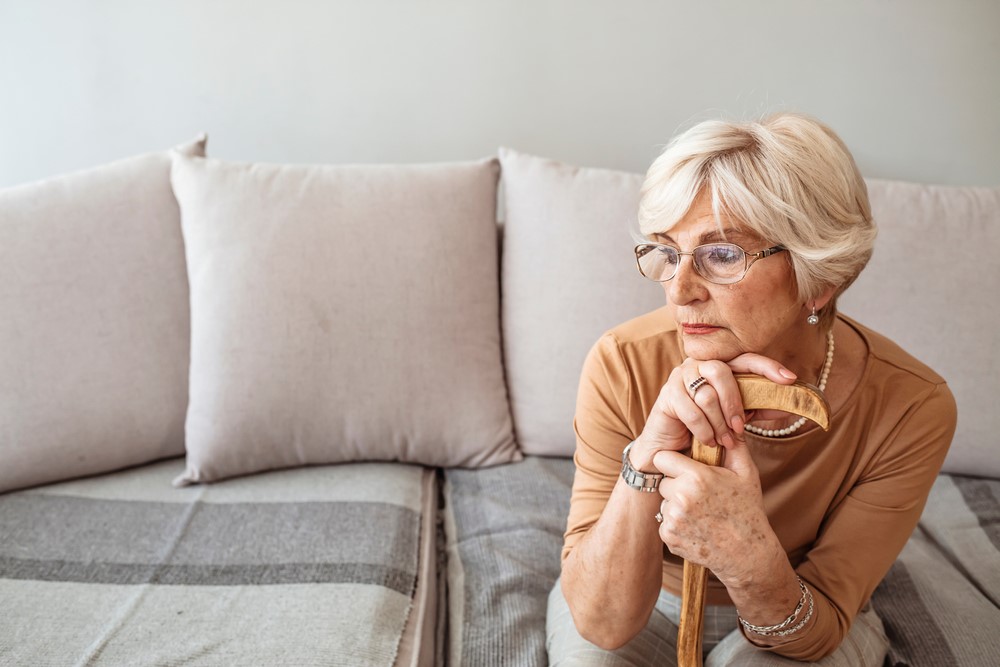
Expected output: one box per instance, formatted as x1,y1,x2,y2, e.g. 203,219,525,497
637,112,876,328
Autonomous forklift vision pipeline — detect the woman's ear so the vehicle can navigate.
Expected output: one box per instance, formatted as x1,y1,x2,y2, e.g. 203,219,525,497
813,285,837,311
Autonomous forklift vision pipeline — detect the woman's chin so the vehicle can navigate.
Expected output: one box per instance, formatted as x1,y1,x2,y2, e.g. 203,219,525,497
678,336,741,362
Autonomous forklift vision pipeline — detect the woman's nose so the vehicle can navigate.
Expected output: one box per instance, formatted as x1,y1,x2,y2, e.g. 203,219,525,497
668,255,709,305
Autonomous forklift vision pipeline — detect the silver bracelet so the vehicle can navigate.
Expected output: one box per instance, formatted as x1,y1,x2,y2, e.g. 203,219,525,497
737,577,810,636
762,588,815,637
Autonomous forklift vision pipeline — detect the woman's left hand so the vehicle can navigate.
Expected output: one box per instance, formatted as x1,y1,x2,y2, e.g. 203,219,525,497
651,441,775,586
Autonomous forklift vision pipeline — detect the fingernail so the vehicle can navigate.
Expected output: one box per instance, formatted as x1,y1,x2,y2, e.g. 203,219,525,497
721,432,735,448
779,368,797,379
730,415,744,432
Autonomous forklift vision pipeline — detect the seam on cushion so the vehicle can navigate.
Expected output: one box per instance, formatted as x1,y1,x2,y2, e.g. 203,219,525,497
440,474,465,667
74,485,206,664
148,486,206,584
434,468,448,667
390,467,435,667
73,584,152,666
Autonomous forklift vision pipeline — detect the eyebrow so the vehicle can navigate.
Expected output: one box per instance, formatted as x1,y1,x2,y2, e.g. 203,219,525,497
653,227,751,245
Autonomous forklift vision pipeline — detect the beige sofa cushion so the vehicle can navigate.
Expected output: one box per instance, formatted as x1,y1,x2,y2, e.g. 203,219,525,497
0,136,206,493
498,149,664,457
840,180,1000,477
171,154,518,485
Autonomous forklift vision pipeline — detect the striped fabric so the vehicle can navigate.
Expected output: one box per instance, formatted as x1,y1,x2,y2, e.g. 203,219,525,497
0,458,435,667
444,457,574,666
4,457,996,665
446,459,1000,667
872,474,1000,667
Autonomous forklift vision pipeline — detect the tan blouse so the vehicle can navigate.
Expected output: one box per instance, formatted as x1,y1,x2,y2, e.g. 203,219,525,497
563,307,956,660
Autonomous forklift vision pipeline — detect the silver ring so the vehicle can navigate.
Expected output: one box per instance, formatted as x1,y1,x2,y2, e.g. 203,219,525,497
687,376,708,399
654,511,663,523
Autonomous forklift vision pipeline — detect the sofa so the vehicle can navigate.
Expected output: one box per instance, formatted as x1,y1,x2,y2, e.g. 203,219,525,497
1,136,998,667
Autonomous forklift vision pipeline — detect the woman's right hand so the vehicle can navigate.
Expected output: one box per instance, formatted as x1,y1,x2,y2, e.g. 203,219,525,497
626,352,798,471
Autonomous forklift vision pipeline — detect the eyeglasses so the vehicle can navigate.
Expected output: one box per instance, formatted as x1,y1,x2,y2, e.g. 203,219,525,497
634,242,787,285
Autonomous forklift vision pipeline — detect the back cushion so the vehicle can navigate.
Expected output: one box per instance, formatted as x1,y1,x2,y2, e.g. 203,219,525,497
0,136,206,492
171,154,518,485
500,151,998,478
499,149,664,457
841,180,1000,477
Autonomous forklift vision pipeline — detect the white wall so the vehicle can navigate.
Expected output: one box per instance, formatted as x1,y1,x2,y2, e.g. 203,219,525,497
2,0,998,188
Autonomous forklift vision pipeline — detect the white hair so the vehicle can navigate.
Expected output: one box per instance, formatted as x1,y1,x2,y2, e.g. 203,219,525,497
637,112,876,327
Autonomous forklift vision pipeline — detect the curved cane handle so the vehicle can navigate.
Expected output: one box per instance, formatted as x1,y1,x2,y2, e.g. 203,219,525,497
676,375,830,667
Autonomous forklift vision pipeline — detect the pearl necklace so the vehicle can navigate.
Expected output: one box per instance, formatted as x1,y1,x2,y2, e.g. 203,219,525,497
744,329,834,438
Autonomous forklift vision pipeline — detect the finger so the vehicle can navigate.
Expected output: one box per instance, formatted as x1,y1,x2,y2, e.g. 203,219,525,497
652,449,703,479
694,361,744,446
670,377,720,447
726,353,797,384
722,440,758,477
689,382,738,448
657,473,680,502
632,366,704,457
657,500,680,546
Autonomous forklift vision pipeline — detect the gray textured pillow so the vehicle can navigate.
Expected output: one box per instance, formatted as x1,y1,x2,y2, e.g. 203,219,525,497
171,153,518,485
0,136,206,493
499,148,664,457
841,180,1000,477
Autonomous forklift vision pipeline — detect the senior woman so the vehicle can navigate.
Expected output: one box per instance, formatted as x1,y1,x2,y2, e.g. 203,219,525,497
547,113,956,666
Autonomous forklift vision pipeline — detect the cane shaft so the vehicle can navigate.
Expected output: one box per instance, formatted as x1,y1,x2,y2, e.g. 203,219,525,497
675,376,830,667
677,438,724,667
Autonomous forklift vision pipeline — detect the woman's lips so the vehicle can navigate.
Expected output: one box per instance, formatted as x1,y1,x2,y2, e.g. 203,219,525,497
681,323,721,335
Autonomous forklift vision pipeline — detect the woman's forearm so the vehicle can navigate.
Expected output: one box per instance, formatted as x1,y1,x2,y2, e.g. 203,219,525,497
563,468,813,651
561,475,666,649
721,530,814,648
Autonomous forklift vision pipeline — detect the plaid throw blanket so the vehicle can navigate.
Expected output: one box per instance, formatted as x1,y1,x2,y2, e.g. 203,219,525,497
0,458,431,666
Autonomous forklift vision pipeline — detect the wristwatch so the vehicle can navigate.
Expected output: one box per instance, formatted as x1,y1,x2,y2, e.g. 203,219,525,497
620,441,663,492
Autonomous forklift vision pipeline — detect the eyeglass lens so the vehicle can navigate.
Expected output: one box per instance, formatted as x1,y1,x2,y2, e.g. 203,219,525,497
637,244,747,284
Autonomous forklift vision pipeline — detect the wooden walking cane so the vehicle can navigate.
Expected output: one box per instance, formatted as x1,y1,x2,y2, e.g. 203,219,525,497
676,374,831,667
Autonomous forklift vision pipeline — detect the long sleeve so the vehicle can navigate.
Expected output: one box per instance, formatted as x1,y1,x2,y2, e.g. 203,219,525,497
764,382,956,659
562,332,648,563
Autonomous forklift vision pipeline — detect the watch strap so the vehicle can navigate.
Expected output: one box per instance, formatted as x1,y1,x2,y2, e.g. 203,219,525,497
621,441,663,492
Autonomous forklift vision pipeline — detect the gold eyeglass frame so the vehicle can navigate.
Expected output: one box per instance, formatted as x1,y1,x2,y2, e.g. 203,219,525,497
634,242,787,285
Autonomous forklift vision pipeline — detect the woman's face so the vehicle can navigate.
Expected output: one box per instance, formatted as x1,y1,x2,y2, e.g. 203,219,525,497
657,190,805,364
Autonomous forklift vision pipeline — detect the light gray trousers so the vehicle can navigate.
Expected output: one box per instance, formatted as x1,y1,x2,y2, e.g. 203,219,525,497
546,579,889,666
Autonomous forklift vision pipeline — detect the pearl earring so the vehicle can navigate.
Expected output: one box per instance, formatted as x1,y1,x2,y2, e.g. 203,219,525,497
807,304,819,326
